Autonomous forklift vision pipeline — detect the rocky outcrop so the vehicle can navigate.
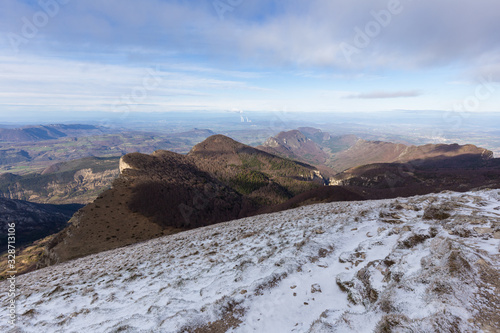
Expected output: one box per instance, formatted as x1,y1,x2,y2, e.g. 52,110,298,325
119,156,135,173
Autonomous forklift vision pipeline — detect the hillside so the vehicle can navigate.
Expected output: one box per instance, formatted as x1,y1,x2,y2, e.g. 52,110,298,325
190,135,324,203
39,135,323,267
329,155,500,199
2,189,498,332
0,198,82,248
297,127,359,154
259,129,359,171
330,140,492,172
259,130,330,165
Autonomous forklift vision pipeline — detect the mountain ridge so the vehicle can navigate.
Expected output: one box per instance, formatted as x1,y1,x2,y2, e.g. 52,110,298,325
260,128,493,173
38,135,324,267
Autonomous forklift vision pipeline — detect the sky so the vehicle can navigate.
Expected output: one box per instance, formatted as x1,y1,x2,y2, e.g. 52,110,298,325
0,0,499,119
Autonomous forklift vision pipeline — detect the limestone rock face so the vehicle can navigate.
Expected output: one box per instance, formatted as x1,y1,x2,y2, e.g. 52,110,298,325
119,156,135,174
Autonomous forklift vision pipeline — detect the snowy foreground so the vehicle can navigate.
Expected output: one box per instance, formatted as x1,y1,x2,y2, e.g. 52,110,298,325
2,190,500,332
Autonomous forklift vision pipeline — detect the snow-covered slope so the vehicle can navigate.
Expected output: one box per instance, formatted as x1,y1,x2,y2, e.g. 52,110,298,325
2,190,499,332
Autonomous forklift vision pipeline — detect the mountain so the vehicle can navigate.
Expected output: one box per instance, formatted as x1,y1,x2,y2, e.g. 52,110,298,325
0,124,105,142
329,154,500,199
259,129,360,170
260,128,494,174
3,189,498,332
38,135,324,267
0,156,120,204
297,127,359,154
330,140,493,172
189,135,324,202
259,130,330,165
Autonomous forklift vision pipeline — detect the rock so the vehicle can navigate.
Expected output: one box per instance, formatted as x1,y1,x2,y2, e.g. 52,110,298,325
311,284,322,293
474,227,493,234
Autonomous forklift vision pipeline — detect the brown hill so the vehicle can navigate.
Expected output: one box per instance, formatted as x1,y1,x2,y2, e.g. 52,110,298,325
190,135,324,204
39,135,324,267
259,128,493,174
297,127,359,154
330,154,500,199
329,140,492,172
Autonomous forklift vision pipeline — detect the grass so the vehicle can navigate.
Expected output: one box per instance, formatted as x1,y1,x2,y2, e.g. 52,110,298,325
0,235,55,281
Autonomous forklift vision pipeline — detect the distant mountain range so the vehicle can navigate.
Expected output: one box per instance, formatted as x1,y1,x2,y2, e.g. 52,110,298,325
0,124,106,142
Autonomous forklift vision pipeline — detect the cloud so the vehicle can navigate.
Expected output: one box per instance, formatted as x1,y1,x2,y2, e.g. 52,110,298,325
0,0,498,117
345,90,422,99
0,54,266,113
1,0,499,72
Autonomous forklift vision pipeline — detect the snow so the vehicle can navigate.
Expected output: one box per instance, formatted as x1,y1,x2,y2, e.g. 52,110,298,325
1,189,499,332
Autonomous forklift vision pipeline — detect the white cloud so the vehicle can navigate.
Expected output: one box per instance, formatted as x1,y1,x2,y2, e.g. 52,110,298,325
2,0,499,71
345,90,423,99
0,1,499,116
0,55,266,113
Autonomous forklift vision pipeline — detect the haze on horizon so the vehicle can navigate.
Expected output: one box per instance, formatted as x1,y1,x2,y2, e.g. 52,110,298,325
0,0,499,119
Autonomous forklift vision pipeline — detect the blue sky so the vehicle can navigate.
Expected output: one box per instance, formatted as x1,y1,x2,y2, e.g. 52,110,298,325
0,0,499,118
